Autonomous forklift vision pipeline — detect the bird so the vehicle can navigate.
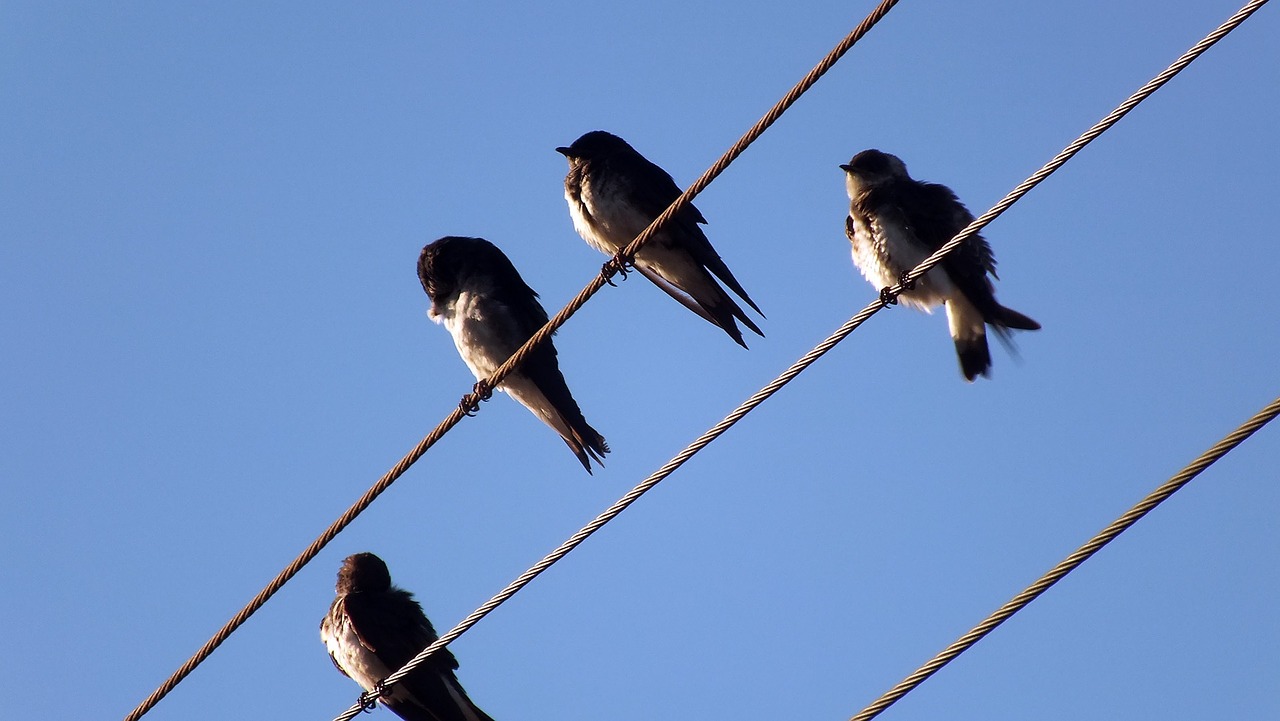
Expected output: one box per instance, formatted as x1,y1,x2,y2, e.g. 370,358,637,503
556,130,764,348
840,149,1040,381
418,236,608,473
321,552,496,721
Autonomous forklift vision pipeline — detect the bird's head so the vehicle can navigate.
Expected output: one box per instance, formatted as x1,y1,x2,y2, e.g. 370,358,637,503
419,236,499,300
417,238,454,301
556,130,630,162
840,149,909,196
336,552,392,595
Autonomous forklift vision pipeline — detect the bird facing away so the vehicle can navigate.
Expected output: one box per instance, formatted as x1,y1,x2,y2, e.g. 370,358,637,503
840,149,1040,381
556,130,765,348
418,236,608,473
321,553,496,721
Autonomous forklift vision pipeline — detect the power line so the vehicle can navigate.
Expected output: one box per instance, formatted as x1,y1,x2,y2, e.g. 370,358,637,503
847,395,1280,721
121,3,904,719
331,1,1271,716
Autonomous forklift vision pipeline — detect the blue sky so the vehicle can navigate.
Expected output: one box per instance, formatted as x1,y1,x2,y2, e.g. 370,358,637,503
3,2,1277,719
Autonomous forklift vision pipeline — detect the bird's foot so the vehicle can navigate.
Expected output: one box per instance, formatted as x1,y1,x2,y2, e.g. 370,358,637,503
601,255,633,286
459,381,493,417
358,682,388,711
898,270,917,291
878,286,898,307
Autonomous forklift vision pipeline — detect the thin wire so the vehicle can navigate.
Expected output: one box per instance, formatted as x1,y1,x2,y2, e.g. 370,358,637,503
848,395,1280,721
332,292,891,721
888,0,1272,303
472,0,904,413
122,4,903,720
332,2,1270,717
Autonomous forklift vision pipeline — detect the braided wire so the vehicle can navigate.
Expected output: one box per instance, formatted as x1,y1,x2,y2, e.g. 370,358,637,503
889,0,1271,301
335,306,886,721
122,4,903,720
332,2,1270,717
848,395,1280,721
476,0,903,413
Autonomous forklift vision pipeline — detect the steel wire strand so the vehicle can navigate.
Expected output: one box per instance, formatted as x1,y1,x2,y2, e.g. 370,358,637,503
121,4,904,720
334,298,900,721
847,395,1280,721
885,0,1272,307
467,0,903,420
333,2,1270,715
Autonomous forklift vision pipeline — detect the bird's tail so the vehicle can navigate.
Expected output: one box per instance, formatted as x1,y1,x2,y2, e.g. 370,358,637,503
502,373,609,474
992,304,1041,332
702,290,765,350
548,407,610,474
633,265,763,349
950,298,1040,381
946,296,990,381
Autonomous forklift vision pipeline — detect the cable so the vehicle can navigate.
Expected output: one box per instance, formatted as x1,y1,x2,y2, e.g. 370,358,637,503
885,0,1273,306
121,3,904,720
847,395,1280,721
331,2,1271,717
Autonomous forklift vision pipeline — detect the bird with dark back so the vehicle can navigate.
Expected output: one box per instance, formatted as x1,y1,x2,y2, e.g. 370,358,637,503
557,130,765,348
841,149,1040,381
321,553,496,721
418,236,608,473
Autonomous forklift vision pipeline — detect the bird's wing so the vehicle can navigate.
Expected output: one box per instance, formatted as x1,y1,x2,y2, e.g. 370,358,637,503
619,155,762,314
896,181,1002,312
342,592,458,673
320,599,354,679
343,593,498,721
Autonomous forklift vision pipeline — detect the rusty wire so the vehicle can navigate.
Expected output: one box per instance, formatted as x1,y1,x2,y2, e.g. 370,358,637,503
847,395,1280,721
121,3,904,720
331,2,1271,717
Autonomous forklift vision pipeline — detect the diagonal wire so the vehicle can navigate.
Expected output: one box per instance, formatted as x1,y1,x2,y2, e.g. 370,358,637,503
881,0,1271,306
467,0,904,408
122,3,904,720
332,2,1270,717
847,394,1280,721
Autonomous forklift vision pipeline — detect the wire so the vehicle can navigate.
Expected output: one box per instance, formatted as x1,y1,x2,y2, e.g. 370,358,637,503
847,395,1280,721
886,0,1273,306
121,3,904,720
331,2,1271,717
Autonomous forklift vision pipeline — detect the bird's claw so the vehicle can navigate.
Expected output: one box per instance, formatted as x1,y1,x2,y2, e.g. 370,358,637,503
879,286,898,307
358,682,387,711
898,270,917,291
601,256,633,286
459,381,493,417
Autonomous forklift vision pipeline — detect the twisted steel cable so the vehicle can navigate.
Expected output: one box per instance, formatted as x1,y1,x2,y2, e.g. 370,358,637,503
122,3,904,719
848,395,1280,721
884,0,1273,307
332,2,1271,717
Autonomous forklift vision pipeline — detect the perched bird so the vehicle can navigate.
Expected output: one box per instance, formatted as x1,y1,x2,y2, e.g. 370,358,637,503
556,130,764,348
418,236,608,473
840,149,1040,381
321,552,496,721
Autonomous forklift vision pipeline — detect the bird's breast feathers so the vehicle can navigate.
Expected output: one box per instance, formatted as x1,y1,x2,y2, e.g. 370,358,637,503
434,290,521,382
568,175,651,254
848,208,953,311
322,607,392,692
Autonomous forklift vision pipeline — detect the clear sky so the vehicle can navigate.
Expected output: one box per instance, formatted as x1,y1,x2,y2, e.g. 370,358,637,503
3,2,1277,720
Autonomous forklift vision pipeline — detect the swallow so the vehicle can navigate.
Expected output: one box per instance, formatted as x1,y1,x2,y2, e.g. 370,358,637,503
840,149,1040,381
418,236,608,472
321,552,496,721
556,130,764,348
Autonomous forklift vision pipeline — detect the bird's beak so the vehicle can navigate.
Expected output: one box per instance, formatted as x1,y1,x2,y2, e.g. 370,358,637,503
839,164,853,172
555,147,572,157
